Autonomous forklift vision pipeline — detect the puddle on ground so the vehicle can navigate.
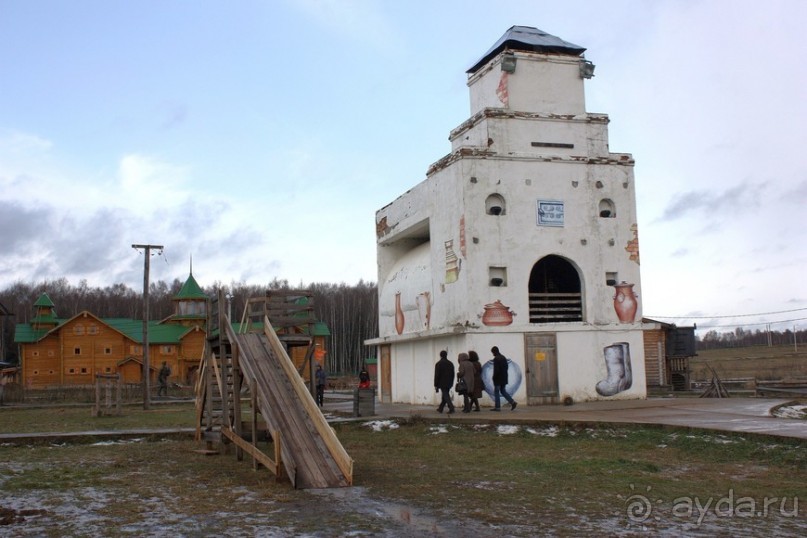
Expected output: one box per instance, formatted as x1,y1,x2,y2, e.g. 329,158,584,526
311,486,459,535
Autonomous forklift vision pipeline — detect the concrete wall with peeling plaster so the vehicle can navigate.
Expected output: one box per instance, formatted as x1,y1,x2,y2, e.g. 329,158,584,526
371,34,647,406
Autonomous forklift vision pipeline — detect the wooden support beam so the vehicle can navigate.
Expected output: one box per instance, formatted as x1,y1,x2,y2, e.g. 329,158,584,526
251,380,258,470
221,427,283,480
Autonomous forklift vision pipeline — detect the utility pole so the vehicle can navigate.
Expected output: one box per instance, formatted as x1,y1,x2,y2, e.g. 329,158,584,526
132,244,163,410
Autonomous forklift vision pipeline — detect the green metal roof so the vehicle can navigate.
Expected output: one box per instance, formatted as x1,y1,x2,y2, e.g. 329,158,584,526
174,273,207,300
33,293,55,308
14,323,57,343
30,312,58,325
15,315,197,345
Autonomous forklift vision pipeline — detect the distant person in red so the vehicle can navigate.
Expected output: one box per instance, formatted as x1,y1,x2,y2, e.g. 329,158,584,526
358,367,371,389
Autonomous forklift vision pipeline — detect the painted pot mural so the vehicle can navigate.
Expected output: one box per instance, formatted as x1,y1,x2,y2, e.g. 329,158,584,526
596,342,632,396
612,282,638,323
481,359,522,399
481,300,516,326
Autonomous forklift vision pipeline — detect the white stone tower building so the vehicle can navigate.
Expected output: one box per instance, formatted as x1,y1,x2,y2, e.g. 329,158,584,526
368,26,646,406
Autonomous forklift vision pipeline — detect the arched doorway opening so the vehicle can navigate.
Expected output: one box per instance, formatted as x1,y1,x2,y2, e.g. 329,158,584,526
528,255,583,323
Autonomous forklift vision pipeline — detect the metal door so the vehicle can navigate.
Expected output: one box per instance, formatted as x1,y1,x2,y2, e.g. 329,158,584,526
525,333,558,404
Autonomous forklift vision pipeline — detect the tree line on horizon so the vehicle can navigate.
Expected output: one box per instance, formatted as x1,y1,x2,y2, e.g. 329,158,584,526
0,278,378,376
2,279,802,369
696,326,805,350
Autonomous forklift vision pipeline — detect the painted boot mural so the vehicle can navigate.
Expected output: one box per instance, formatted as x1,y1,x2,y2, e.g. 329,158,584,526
596,342,632,396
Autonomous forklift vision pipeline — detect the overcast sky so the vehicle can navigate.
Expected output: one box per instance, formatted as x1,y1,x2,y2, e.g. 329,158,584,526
1,0,805,334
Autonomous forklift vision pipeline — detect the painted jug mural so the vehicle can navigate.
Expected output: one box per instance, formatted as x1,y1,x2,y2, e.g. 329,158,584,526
612,282,638,323
596,342,632,396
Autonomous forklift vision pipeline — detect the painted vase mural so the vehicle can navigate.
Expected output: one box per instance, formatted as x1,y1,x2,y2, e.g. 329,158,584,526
394,292,405,335
612,282,638,323
444,239,460,284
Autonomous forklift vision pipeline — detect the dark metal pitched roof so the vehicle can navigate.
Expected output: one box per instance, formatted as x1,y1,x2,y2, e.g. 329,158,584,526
468,25,586,74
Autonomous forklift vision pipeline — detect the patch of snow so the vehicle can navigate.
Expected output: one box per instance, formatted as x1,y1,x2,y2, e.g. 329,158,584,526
90,438,144,446
525,426,559,437
429,426,448,435
773,404,807,419
496,425,520,435
362,420,399,432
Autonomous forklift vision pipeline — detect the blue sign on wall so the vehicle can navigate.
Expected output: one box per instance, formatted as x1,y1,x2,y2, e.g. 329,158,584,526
537,200,564,227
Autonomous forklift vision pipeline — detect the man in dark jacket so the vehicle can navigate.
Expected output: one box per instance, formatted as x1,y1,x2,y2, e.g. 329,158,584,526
491,346,517,411
433,350,455,414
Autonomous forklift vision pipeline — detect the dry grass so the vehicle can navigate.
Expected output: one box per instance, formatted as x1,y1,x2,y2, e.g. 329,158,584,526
1,405,805,536
0,402,196,433
693,345,807,383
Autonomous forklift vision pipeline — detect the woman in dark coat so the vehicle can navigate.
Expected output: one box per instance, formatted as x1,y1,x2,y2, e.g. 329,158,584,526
468,350,483,412
457,352,475,413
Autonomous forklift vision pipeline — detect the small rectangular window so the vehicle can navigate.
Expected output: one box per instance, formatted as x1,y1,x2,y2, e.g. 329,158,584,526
74,347,81,355
489,266,507,287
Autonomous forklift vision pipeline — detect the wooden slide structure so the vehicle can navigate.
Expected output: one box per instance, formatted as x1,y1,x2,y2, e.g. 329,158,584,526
195,300,352,489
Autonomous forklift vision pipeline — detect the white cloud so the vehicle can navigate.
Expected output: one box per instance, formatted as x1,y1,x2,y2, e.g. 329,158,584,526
118,153,191,206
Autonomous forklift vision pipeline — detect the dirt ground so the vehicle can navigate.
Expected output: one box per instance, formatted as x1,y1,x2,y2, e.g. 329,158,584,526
1,418,805,537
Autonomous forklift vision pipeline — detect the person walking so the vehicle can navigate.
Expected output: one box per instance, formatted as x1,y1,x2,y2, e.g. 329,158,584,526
468,350,483,412
457,352,475,413
433,350,455,414
315,364,327,407
157,361,171,398
491,346,516,411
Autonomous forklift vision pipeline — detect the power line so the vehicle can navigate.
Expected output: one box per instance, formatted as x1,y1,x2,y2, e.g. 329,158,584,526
695,316,807,329
645,307,807,320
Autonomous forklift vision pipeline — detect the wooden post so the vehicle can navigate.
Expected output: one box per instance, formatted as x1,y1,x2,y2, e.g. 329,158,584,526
251,381,258,470
233,345,243,462
273,430,283,481
93,373,121,417
132,243,163,410
93,375,101,417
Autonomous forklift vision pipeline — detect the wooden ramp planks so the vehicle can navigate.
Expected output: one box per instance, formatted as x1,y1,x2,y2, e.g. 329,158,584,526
226,320,352,489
